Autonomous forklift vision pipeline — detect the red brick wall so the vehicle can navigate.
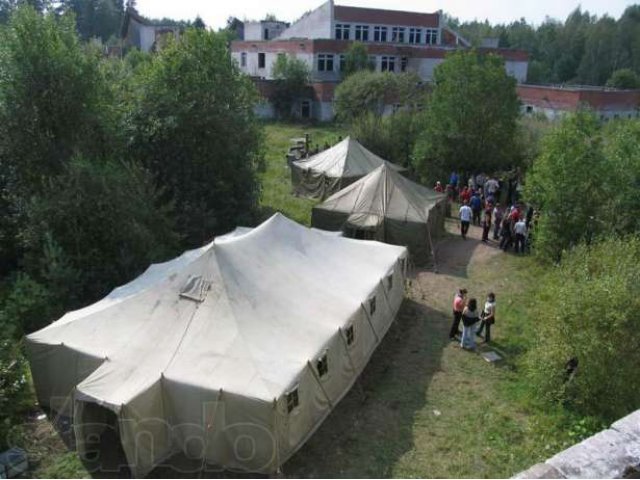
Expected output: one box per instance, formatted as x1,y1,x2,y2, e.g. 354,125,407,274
517,85,640,111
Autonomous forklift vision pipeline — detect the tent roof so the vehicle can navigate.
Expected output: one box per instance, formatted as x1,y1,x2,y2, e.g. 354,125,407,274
292,136,404,179
314,163,445,225
28,214,406,407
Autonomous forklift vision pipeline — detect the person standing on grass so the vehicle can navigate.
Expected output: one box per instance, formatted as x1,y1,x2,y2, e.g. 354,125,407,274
476,292,496,343
449,288,467,340
459,201,472,239
481,203,492,243
470,191,482,226
514,216,527,254
500,215,513,252
492,203,503,240
461,298,480,350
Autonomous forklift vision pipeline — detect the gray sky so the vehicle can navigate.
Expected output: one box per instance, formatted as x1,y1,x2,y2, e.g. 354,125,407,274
136,0,634,29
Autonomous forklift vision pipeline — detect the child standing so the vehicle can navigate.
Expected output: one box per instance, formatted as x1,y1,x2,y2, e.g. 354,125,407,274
476,293,496,343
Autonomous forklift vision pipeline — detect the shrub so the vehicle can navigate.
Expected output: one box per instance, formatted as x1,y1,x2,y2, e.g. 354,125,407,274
525,237,640,421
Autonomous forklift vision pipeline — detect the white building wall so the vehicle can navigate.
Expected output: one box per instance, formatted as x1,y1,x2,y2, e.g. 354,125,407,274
139,25,156,53
505,60,528,83
412,57,444,81
244,22,264,41
279,0,333,39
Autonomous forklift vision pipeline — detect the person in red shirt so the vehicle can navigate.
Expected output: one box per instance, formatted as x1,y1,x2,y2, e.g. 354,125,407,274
449,288,468,340
434,181,444,193
460,187,471,204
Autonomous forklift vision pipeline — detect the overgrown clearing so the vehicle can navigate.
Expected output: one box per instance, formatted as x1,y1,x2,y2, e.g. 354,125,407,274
25,122,585,478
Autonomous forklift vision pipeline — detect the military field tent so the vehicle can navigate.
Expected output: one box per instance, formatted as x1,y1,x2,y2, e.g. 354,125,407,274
312,164,447,261
291,136,404,199
26,213,407,477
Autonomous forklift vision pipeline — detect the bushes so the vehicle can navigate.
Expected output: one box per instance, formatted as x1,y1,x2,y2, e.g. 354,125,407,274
525,237,640,421
128,28,263,247
21,156,178,306
350,111,421,167
525,112,640,261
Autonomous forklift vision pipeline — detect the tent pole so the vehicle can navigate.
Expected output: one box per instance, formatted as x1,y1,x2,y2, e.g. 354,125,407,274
360,302,380,343
306,361,334,408
272,399,283,476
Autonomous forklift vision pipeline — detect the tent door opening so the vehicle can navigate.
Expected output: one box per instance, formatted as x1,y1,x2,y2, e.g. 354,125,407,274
75,401,129,476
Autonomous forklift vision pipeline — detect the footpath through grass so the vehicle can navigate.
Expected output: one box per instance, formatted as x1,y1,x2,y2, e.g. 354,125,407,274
28,122,586,478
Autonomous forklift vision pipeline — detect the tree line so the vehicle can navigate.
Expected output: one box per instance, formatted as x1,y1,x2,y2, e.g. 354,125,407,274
451,5,640,88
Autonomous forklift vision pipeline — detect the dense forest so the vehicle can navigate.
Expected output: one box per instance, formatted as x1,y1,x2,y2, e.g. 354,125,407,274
453,5,640,87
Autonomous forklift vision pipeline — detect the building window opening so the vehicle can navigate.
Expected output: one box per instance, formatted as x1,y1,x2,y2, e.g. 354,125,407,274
381,56,396,72
258,52,265,69
300,100,311,119
525,105,533,114
401,56,408,72
335,23,350,40
355,25,369,42
317,54,334,72
392,27,405,43
374,26,387,42
425,28,438,45
240,52,246,67
409,28,421,44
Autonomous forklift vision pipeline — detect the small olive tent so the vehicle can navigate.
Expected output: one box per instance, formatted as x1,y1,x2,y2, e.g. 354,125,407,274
312,164,447,261
26,214,407,477
291,136,404,199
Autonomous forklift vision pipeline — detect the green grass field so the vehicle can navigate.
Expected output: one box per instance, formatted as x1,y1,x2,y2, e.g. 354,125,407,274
27,121,590,478
258,121,346,225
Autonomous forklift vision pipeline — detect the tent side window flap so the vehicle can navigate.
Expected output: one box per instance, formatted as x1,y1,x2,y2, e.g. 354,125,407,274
369,296,376,315
286,387,299,413
179,275,211,302
345,325,355,346
316,352,329,377
386,273,393,291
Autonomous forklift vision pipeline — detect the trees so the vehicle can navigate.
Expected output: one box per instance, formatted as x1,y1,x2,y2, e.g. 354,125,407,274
334,70,422,122
271,54,310,119
128,28,263,247
526,237,640,421
524,111,606,262
412,50,520,183
0,6,112,269
342,42,373,77
606,68,640,89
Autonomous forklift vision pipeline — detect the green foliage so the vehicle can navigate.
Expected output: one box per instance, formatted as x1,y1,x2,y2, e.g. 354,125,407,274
606,68,640,89
21,156,178,306
271,54,310,119
0,6,110,195
350,111,421,167
525,237,640,421
456,6,640,86
128,28,262,247
334,70,423,122
56,0,124,41
342,42,373,77
412,50,520,183
525,113,640,261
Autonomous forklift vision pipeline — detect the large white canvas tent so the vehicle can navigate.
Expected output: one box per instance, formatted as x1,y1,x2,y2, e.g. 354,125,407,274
291,136,404,199
26,214,407,476
311,164,447,261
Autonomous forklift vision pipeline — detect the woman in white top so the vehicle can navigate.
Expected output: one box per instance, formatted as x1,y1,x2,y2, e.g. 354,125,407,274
476,292,496,343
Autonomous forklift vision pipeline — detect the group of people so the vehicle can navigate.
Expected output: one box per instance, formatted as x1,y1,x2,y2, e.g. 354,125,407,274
449,289,496,350
440,171,538,254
